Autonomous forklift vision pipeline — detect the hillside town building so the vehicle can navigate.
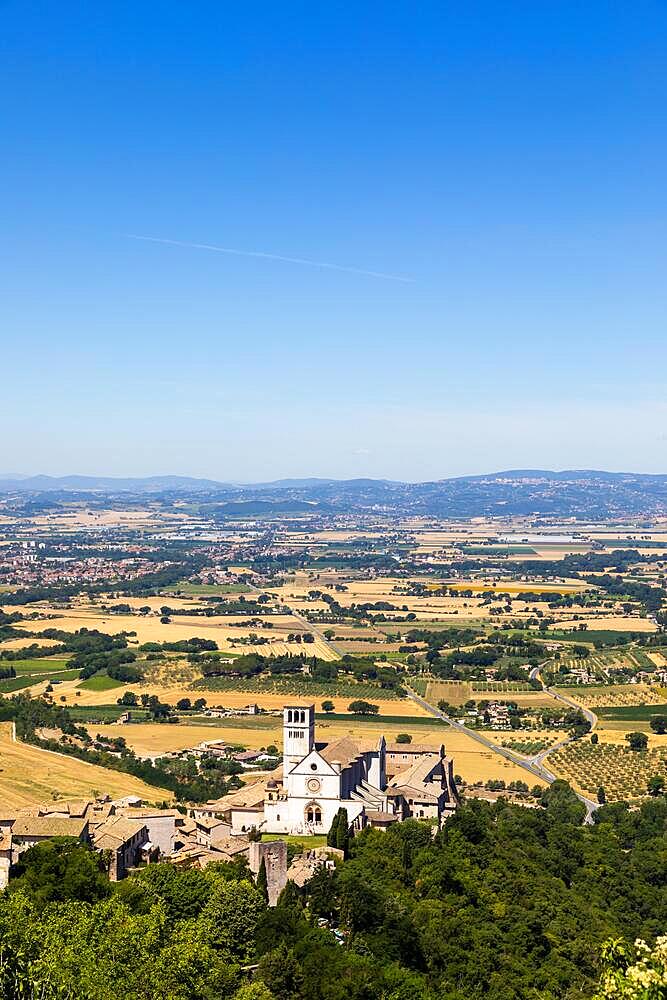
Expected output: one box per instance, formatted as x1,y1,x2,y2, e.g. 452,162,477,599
0,704,459,893
202,703,458,835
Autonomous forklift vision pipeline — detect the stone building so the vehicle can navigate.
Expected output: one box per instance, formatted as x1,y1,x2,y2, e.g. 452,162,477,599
248,840,288,906
10,816,91,860
208,703,458,836
93,816,149,880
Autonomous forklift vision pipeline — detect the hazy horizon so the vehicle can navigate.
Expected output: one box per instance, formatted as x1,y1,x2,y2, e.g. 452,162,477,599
3,2,666,480
2,465,667,487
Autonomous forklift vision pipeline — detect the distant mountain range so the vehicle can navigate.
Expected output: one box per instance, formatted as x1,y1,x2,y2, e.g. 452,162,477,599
2,470,667,518
0,475,231,492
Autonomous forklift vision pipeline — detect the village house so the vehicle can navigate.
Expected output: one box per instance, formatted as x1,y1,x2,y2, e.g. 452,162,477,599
486,702,511,728
117,807,185,855
10,816,91,861
92,816,150,880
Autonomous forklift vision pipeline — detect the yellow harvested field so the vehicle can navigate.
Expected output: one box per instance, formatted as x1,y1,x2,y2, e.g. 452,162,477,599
93,722,284,755
550,617,657,632
51,680,431,718
6,607,338,661
444,581,585,594
425,680,558,709
0,722,170,809
594,724,667,745
425,680,473,706
92,719,545,786
492,692,561,708
0,636,64,651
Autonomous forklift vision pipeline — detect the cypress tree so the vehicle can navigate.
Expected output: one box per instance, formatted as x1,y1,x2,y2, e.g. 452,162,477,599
335,807,349,856
327,811,339,847
256,856,269,903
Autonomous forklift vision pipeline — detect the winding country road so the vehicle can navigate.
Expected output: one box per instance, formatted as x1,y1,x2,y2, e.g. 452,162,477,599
246,578,342,659
407,670,600,821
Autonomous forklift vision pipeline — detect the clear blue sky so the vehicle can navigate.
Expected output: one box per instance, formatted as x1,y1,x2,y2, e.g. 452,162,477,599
2,1,666,481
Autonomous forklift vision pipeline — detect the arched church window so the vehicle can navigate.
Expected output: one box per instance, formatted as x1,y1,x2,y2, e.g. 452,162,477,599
305,804,322,825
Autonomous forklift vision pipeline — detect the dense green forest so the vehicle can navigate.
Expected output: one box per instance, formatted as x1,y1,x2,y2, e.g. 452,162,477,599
1,790,664,1000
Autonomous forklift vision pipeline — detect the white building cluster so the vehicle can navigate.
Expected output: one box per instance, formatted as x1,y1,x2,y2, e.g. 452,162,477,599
199,704,459,836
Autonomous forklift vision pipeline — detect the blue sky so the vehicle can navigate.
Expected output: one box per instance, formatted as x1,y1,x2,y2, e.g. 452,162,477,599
2,1,666,481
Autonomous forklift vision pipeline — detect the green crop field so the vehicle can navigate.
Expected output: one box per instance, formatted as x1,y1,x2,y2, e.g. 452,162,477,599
315,711,446,727
66,705,150,722
547,629,646,645
47,669,82,682
597,704,667,722
261,834,327,850
77,673,126,691
0,676,39,693
10,659,71,674
191,676,405,700
184,715,278,731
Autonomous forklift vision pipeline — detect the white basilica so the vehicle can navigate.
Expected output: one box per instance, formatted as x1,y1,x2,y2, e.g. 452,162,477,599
205,704,459,837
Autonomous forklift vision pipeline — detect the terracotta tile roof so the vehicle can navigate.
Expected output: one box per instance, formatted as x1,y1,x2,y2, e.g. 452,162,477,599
119,808,180,819
319,737,364,768
12,817,88,839
389,784,440,804
91,817,147,849
60,800,93,817
204,781,268,812
209,834,251,855
365,810,399,822
389,753,440,787
388,754,443,802
195,817,228,831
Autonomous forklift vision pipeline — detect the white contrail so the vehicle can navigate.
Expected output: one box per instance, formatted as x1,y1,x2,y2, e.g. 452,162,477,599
126,234,414,283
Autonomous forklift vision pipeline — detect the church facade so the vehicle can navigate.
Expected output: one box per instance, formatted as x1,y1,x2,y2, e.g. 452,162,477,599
242,703,459,836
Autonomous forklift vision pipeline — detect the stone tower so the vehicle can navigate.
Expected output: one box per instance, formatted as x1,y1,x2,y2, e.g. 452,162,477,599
283,704,315,770
249,840,287,907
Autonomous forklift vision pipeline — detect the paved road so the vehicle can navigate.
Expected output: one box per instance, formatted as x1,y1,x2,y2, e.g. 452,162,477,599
287,605,342,659
407,676,599,821
527,665,599,819
529,665,598,729
246,579,342,659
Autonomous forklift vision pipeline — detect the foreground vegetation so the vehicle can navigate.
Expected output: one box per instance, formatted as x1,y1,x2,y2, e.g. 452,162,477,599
0,790,665,999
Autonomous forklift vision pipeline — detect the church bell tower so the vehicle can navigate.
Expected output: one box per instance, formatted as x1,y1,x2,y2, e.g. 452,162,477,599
283,704,315,770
